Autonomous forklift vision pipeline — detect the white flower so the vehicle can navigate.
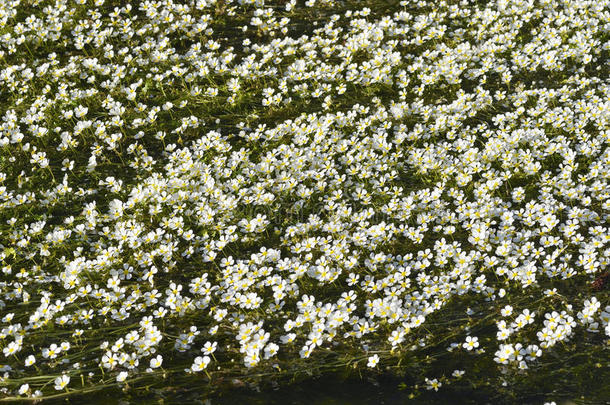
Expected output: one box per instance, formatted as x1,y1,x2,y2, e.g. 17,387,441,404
3,341,20,357
264,343,279,359
54,375,70,391
462,336,479,351
452,370,465,378
191,356,211,372
201,341,217,355
367,354,379,368
149,355,163,369
425,378,441,391
501,305,513,317
25,355,36,367
74,105,88,118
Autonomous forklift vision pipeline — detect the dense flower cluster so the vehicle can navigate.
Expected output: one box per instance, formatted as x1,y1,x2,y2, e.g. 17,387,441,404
0,0,608,400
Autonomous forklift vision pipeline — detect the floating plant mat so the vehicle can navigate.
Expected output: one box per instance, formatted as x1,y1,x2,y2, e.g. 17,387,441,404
0,0,609,403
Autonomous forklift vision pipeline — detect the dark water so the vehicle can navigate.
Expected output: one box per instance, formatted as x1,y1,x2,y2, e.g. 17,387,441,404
68,374,594,405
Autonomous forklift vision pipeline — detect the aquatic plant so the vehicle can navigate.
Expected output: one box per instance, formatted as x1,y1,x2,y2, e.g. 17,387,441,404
0,0,608,402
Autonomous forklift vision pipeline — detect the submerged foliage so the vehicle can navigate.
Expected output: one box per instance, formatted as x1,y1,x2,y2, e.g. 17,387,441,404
0,0,609,402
